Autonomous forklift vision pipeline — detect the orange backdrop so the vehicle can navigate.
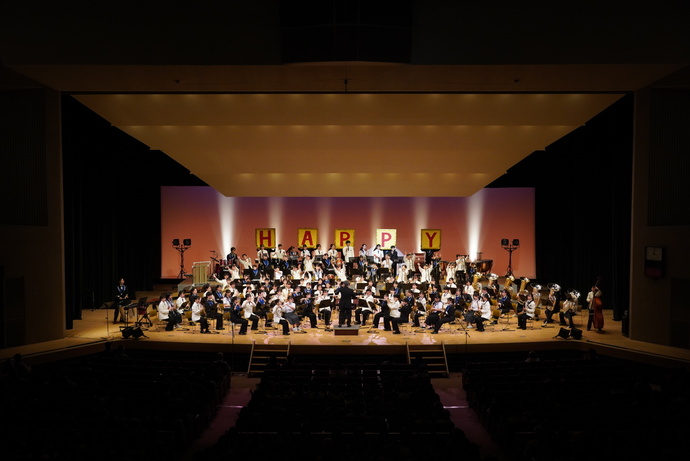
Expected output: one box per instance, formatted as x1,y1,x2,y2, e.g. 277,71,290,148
160,187,536,279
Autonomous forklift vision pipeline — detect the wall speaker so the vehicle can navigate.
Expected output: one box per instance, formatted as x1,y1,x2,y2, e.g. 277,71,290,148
172,239,180,246
121,326,144,339
512,239,520,246
501,239,509,246
183,238,192,246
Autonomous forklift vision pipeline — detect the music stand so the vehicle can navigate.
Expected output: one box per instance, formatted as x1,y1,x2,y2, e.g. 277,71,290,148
135,297,152,329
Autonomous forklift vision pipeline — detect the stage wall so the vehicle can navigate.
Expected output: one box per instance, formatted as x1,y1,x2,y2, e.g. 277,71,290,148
160,187,535,279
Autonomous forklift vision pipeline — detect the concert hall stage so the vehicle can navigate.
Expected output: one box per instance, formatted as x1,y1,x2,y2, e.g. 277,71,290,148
4,292,690,370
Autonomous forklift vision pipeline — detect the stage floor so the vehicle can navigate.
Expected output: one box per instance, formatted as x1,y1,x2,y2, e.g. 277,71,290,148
4,291,690,368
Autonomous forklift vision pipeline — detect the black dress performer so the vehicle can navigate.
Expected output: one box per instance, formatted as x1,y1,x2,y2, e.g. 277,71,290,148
335,281,355,327
113,278,129,323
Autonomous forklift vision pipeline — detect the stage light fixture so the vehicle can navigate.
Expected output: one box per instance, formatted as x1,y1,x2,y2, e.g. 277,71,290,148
183,238,192,246
512,239,520,246
501,238,509,246
172,239,180,246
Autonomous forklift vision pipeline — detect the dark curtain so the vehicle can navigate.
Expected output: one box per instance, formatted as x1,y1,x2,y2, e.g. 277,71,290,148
489,94,633,321
61,95,204,326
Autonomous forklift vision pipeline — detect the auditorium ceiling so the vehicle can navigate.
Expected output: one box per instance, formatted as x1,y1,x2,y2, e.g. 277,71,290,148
2,2,689,197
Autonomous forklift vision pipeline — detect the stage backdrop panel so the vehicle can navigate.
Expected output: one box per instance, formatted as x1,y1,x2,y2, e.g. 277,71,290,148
160,187,536,279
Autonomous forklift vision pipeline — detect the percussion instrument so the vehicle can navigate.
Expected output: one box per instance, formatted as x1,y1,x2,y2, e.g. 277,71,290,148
475,259,493,274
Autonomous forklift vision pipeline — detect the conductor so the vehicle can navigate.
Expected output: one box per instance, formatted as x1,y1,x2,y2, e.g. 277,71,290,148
335,281,355,327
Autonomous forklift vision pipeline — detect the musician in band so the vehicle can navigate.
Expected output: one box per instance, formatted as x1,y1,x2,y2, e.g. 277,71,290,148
465,292,481,328
300,292,318,328
158,292,181,331
396,264,409,283
432,296,456,334
418,262,432,283
517,293,536,330
586,285,604,332
498,289,513,315
372,294,391,330
313,263,324,281
238,254,252,271
455,254,467,283
462,280,475,302
317,291,333,331
113,278,129,324
412,291,427,327
226,247,238,267
354,288,376,326
213,272,232,292
385,294,404,334
257,244,269,261
283,295,303,332
272,243,286,262
542,291,560,327
559,295,577,329
258,254,273,278
241,294,260,332
474,293,492,332
425,294,444,330
302,254,315,280
229,296,249,335
342,240,355,276
205,293,224,330
272,300,291,335
191,296,211,333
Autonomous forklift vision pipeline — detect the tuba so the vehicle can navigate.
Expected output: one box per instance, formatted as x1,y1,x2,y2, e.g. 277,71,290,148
547,283,561,298
472,272,482,291
504,274,515,290
518,290,528,303
519,277,530,293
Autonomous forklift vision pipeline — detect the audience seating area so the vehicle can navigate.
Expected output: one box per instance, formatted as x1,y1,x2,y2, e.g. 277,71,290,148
461,352,690,461
195,359,480,461
0,347,231,461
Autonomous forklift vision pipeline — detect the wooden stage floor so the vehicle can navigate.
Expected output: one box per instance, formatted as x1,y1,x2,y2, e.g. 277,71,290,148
4,291,690,368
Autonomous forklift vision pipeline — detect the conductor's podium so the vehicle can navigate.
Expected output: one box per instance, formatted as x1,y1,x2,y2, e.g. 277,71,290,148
333,325,360,336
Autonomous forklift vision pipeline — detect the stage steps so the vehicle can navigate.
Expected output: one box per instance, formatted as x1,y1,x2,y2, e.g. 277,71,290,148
406,342,449,377
247,341,291,377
